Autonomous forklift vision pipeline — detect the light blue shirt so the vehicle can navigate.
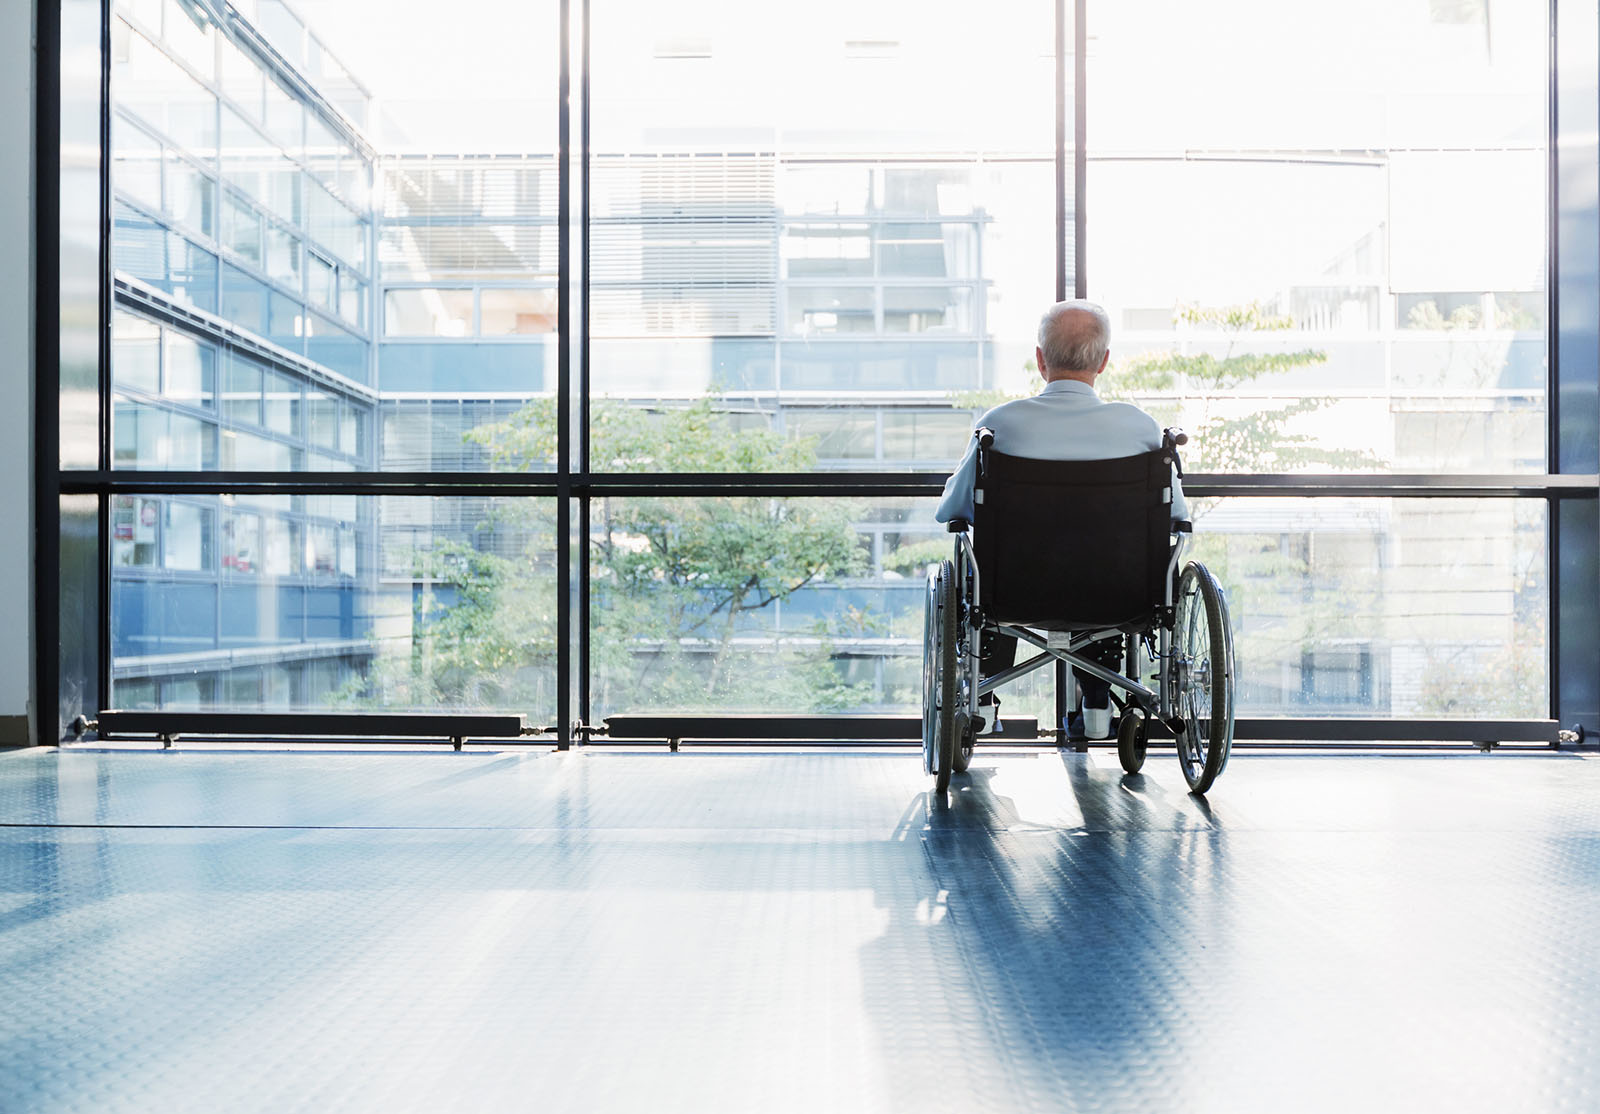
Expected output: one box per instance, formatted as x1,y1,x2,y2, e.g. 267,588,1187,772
934,378,1189,523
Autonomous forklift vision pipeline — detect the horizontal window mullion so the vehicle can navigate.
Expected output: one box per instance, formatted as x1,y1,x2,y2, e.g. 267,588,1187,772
63,470,1600,500
65,471,563,496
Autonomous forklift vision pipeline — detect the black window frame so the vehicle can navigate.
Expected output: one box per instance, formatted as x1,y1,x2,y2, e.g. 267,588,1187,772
37,0,1600,747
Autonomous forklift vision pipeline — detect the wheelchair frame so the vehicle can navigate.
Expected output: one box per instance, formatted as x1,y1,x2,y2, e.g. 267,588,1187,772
923,429,1236,795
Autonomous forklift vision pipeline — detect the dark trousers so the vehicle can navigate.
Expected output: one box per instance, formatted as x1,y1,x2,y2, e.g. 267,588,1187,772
981,630,1123,708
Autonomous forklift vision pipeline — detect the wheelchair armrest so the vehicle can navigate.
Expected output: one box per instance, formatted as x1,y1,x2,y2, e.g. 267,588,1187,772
947,517,971,534
1172,519,1193,534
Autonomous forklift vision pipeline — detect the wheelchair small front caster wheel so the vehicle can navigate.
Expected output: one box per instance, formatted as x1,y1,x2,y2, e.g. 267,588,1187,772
1117,710,1147,775
951,713,975,774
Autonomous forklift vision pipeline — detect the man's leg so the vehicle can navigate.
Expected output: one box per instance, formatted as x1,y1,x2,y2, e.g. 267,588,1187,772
976,630,1016,732
1072,634,1124,739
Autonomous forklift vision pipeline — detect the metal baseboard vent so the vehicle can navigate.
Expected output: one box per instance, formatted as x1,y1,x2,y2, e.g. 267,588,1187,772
598,714,1037,743
82,711,542,750
598,715,1564,748
1199,718,1560,744
70,711,1569,752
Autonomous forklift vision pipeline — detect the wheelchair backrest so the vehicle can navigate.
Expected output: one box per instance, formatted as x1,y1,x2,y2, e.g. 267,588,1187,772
973,445,1176,631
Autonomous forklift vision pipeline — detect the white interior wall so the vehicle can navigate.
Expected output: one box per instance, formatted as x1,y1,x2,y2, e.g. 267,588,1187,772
1,0,36,743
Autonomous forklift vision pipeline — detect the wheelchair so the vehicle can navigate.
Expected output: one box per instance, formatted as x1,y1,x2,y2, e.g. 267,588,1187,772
923,427,1236,795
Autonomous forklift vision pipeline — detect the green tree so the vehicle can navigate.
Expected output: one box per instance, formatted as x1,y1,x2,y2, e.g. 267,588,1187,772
1109,305,1382,701
1101,303,1371,472
337,397,871,716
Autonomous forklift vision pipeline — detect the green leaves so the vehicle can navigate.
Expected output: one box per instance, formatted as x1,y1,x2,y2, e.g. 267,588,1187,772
347,396,874,714
1100,302,1375,474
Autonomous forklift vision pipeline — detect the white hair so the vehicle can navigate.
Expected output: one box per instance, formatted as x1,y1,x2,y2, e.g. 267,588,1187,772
1037,299,1111,373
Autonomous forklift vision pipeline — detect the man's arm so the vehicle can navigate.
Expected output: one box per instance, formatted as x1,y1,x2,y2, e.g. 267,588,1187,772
935,436,980,523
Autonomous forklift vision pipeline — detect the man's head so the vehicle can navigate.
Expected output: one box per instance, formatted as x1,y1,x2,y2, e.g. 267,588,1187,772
1036,299,1111,385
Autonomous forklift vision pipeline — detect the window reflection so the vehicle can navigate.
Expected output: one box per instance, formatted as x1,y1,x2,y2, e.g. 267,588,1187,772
101,0,1553,726
1089,0,1548,474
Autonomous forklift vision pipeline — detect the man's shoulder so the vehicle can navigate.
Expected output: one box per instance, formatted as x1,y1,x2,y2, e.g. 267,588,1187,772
976,394,1034,423
1097,399,1165,434
977,391,1163,447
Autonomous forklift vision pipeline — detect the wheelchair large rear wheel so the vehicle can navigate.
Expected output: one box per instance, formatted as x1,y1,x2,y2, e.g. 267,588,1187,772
1172,561,1235,794
921,560,961,792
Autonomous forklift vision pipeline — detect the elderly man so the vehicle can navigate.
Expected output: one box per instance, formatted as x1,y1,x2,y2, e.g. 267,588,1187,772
935,299,1187,739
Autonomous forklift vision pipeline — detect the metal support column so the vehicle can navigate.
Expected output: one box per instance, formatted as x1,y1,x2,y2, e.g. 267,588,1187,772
1554,0,1600,732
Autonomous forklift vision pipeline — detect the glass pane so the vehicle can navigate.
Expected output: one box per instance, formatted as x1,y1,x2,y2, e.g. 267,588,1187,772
339,276,365,328
307,253,336,310
114,403,215,469
163,331,215,407
480,289,557,335
883,285,970,334
112,113,161,209
223,354,262,425
781,224,871,278
263,371,300,436
220,35,266,120
164,156,215,236
113,203,218,312
306,391,339,449
111,0,558,476
162,502,213,571
1089,0,1548,473
589,495,1545,722
113,17,217,159
110,497,557,717
264,224,301,289
111,6,382,476
786,287,874,335
220,264,267,331
162,0,215,79
881,409,973,467
219,429,296,470
591,0,1057,471
112,303,378,472
113,310,161,394
590,495,1055,725
384,288,473,337
785,411,876,460
222,190,262,265
879,222,975,277
1191,497,1547,718
112,495,160,567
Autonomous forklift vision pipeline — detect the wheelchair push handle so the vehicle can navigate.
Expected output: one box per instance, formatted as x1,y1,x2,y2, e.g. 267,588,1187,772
976,426,996,449
1163,427,1188,449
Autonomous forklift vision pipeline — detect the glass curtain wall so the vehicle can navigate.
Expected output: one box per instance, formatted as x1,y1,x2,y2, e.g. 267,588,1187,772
1088,0,1550,717
106,0,560,718
87,0,1553,732
585,0,1059,721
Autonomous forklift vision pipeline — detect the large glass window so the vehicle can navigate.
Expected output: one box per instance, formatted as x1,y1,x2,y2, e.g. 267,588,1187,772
81,0,1563,736
590,0,1057,471
589,495,1059,723
110,496,557,717
104,0,559,715
1088,0,1548,475
1192,497,1546,717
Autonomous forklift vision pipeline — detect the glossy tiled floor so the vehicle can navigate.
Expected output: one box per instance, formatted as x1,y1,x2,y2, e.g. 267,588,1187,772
4,746,1600,1113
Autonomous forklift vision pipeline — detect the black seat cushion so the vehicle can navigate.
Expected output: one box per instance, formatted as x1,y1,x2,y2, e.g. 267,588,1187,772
973,448,1174,632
